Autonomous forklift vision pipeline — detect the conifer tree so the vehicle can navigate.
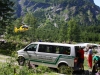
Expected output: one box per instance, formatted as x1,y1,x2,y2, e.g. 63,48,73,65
67,19,81,42
0,0,14,34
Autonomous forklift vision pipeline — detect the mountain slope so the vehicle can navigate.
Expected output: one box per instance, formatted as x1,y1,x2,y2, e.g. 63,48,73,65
13,0,100,25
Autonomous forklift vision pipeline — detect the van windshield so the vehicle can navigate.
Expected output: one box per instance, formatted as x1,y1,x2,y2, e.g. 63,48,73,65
25,44,37,51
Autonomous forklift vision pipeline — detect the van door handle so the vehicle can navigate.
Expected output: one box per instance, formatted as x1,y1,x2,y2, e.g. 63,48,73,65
46,56,52,60
37,55,45,59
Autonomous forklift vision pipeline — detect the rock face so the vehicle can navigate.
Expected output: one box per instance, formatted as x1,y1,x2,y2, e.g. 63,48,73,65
14,0,100,25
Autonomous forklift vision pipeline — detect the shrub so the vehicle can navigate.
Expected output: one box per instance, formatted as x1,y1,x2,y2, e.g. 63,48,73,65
0,58,55,75
0,41,28,56
58,65,73,75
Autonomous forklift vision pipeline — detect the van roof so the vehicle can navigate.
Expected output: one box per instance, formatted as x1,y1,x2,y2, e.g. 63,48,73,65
75,43,98,47
31,42,77,47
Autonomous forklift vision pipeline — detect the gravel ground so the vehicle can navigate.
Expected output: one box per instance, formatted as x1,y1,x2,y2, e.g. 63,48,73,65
0,54,10,62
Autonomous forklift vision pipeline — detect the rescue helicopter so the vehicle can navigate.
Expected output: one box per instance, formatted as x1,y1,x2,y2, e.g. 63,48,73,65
14,23,29,33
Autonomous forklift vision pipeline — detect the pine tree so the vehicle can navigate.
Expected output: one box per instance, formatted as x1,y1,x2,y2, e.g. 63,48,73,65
0,0,14,34
67,19,81,42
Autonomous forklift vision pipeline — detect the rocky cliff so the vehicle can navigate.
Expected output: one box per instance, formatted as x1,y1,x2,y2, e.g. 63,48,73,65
14,0,100,25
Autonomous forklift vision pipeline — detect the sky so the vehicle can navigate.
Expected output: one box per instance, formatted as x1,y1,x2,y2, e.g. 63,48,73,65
94,0,100,7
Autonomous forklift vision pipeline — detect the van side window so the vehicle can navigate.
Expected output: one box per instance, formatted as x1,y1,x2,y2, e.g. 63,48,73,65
38,44,70,55
38,44,56,53
59,46,70,55
25,44,37,51
38,44,46,52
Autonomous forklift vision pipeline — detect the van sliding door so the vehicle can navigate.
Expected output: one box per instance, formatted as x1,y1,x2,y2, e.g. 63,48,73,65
36,44,59,66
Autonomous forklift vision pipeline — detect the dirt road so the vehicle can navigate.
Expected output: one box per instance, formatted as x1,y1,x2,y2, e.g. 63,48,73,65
0,54,11,62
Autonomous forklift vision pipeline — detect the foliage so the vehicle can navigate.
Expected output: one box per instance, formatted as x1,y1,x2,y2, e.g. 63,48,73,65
59,21,67,42
0,58,55,75
4,15,100,47
0,0,14,34
5,12,38,43
80,25,100,42
22,13,37,41
58,65,73,75
67,19,81,42
0,38,29,56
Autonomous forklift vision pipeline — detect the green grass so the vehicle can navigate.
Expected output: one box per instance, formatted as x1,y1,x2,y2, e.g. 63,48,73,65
84,57,94,71
84,57,89,70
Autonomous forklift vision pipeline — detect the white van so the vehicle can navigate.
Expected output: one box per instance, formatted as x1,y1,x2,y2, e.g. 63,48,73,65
17,42,81,72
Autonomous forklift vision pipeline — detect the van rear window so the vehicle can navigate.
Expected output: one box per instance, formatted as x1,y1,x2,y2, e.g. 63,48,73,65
38,44,71,55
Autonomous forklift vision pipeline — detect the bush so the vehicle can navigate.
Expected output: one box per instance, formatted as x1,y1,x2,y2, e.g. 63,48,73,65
0,41,28,56
0,57,55,75
58,65,73,75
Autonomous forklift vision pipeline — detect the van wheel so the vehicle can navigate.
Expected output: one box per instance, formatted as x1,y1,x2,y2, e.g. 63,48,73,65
17,57,25,66
58,64,72,74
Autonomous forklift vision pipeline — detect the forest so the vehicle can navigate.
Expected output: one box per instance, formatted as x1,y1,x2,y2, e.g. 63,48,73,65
5,12,100,44
0,0,100,55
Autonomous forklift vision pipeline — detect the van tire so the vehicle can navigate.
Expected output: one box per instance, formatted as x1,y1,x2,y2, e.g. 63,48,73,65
17,57,25,66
